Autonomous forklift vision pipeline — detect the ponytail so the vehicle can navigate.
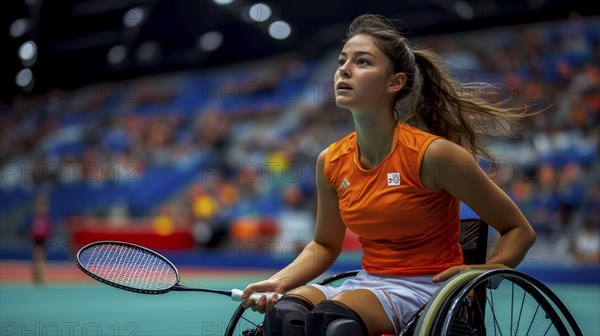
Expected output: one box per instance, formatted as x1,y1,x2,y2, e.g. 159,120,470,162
400,49,527,170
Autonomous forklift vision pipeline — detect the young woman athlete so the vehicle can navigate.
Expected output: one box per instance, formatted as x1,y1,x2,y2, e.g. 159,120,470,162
240,14,536,336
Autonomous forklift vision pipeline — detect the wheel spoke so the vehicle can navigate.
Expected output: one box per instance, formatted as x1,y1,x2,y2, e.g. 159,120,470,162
515,288,527,335
472,287,486,334
240,314,259,327
487,285,503,336
525,304,540,335
543,320,553,336
510,281,514,336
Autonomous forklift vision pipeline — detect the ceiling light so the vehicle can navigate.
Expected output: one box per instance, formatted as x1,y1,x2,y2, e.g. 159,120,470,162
213,0,235,5
268,21,291,40
16,68,34,88
198,31,224,51
18,41,37,66
107,45,128,65
10,18,30,39
123,7,146,28
248,3,271,22
454,1,474,20
136,41,161,64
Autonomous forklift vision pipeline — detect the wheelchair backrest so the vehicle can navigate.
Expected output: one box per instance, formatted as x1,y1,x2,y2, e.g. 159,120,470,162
459,218,489,265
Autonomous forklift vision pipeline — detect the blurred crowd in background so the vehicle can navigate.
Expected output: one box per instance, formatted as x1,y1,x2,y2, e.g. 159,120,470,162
1,15,598,264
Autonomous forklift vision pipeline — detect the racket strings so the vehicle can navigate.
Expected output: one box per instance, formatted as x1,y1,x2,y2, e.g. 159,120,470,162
80,243,178,291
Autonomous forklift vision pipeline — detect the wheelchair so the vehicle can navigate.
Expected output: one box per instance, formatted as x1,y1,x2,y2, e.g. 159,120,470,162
224,218,582,335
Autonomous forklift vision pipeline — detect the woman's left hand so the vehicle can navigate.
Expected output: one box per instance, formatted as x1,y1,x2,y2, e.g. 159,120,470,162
432,264,508,283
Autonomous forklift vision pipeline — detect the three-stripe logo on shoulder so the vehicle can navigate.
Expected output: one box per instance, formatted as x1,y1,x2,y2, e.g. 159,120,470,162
338,178,350,192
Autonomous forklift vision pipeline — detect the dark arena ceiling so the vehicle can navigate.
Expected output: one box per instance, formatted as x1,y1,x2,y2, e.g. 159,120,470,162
1,0,597,102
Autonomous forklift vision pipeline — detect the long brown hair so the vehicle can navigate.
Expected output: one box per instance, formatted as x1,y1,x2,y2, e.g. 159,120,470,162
346,14,528,168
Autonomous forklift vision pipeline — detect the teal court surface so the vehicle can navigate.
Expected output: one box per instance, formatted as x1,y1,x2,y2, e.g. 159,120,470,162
1,261,599,336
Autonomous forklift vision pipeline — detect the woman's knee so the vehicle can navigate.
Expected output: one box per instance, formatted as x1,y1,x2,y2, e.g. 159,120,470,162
286,285,326,307
328,289,394,336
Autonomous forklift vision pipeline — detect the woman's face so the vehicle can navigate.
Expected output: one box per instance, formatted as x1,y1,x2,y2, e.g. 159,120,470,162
334,34,396,111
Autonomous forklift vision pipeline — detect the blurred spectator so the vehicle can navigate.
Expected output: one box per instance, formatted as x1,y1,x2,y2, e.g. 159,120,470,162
571,219,600,264
29,194,52,284
276,185,314,253
529,164,562,235
190,184,218,246
153,204,175,236
556,162,586,227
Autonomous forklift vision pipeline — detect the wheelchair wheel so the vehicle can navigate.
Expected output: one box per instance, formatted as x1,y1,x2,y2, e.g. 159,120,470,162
416,269,582,336
224,270,359,336
224,303,263,336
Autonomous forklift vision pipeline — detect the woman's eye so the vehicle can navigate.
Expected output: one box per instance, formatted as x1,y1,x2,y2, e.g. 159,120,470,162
338,59,346,66
357,59,369,65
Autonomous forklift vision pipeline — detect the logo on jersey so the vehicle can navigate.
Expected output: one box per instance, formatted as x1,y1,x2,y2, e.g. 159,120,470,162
387,172,400,186
338,178,350,192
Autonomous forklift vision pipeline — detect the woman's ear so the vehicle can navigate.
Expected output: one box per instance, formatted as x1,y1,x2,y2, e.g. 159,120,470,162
387,72,407,94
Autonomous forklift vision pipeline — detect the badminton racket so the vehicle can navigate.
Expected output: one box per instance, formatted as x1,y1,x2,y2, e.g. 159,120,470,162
76,241,279,302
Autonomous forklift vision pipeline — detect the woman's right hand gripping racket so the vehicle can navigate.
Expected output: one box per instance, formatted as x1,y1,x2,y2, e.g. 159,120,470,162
76,241,280,302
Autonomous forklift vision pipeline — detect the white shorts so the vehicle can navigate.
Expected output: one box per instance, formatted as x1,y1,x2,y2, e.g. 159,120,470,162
310,270,441,334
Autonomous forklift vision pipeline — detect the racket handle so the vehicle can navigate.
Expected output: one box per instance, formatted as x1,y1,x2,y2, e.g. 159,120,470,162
230,289,280,302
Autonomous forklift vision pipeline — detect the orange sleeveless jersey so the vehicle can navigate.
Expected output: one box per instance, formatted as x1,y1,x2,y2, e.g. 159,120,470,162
324,123,463,276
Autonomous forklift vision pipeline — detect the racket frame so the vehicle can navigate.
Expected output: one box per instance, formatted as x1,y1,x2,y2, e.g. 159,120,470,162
76,240,181,294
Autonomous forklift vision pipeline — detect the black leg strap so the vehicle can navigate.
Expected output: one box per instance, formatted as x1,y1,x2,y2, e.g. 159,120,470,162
306,300,368,336
263,295,313,336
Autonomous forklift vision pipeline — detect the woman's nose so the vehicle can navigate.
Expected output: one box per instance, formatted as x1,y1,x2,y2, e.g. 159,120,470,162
339,66,350,78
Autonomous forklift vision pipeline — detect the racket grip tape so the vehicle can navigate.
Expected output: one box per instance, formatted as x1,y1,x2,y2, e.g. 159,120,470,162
230,289,280,302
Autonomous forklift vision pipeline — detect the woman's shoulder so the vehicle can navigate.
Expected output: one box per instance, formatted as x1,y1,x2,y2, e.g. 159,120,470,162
324,131,356,162
421,138,478,191
425,138,472,163
318,131,356,184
